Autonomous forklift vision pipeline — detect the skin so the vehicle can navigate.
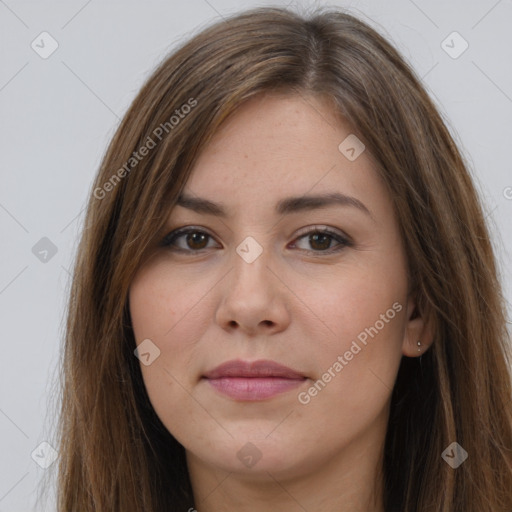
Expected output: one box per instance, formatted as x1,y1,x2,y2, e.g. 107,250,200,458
128,92,433,512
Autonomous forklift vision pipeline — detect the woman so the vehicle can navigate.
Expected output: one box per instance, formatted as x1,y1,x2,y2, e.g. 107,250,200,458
54,5,512,511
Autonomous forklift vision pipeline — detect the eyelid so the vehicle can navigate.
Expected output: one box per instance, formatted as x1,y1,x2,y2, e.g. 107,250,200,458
293,224,350,240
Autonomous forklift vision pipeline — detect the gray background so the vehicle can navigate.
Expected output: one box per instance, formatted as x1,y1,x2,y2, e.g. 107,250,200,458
1,0,511,510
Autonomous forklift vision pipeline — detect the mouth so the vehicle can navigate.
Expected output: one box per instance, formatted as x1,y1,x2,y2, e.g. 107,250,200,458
202,359,307,401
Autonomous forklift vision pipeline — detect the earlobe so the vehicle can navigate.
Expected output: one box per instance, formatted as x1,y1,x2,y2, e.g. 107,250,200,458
401,294,435,358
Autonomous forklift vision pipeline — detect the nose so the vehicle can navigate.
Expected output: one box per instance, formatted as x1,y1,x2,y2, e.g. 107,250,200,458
214,243,291,336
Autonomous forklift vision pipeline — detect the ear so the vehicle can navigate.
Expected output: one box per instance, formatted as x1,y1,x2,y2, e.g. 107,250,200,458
401,293,434,357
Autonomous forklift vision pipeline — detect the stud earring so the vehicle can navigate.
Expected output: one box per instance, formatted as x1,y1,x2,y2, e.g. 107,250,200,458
417,340,421,352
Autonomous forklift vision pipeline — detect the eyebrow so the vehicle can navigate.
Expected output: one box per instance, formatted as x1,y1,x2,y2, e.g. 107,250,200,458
176,192,374,220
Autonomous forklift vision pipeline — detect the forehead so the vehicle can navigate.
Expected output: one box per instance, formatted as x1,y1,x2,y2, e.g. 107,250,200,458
179,93,388,221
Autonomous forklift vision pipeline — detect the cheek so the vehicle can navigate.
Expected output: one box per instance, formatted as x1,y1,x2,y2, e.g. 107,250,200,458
129,269,209,444
129,272,200,401
129,262,210,342
292,264,406,403
293,260,406,345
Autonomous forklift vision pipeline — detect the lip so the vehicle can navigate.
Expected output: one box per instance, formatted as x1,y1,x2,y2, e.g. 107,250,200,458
202,359,307,401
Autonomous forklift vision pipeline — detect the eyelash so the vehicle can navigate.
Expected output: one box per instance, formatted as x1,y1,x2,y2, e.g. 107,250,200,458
159,225,352,255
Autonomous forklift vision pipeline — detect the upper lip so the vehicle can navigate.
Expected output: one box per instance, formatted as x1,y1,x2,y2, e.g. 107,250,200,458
203,359,306,379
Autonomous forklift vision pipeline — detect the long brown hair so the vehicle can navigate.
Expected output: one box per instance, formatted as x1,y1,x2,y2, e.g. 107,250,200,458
51,5,512,511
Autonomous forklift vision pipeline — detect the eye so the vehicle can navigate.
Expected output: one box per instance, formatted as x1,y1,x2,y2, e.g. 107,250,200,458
159,227,218,252
159,225,351,254
290,226,351,254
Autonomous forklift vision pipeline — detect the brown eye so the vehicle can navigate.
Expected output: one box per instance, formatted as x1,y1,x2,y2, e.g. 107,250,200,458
160,226,351,255
183,231,209,250
160,228,217,252
308,232,333,251
291,228,351,254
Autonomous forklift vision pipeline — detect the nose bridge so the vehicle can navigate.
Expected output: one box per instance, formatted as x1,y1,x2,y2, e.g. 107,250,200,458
230,234,274,295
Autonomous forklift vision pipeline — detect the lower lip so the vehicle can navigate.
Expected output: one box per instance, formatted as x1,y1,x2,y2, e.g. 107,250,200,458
204,377,306,401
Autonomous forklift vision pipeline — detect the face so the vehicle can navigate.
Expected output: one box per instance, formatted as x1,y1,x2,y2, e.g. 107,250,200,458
129,93,424,482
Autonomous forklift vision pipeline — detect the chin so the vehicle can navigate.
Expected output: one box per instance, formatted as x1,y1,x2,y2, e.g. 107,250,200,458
187,436,311,479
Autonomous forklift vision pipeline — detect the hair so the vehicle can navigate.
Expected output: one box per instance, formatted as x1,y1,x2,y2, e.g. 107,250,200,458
50,5,512,511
